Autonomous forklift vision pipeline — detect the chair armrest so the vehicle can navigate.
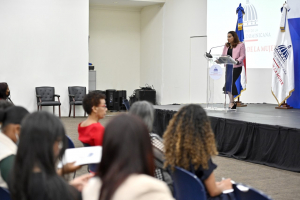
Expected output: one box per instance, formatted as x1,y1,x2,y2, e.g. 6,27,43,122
36,95,42,103
68,94,75,102
54,94,60,102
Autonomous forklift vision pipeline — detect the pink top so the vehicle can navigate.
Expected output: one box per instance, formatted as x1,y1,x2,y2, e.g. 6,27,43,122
221,42,245,68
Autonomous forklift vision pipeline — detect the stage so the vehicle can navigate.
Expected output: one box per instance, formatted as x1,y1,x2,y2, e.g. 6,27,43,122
153,104,300,172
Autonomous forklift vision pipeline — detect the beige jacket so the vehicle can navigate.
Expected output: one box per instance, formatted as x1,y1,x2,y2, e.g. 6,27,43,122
82,174,174,200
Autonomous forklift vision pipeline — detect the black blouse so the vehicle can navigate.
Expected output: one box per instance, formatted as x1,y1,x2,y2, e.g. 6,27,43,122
227,48,233,57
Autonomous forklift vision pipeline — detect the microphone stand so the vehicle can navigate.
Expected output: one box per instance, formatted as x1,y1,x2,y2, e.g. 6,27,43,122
205,45,225,58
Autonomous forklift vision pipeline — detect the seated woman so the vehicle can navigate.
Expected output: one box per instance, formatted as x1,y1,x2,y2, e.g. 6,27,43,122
129,101,174,193
78,91,106,146
0,82,12,103
0,105,29,188
9,111,90,200
163,104,234,200
82,114,174,200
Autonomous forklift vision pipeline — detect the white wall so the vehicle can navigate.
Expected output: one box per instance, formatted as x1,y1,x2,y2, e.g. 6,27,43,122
140,5,164,103
140,0,207,105
161,0,207,105
0,0,89,116
89,6,140,97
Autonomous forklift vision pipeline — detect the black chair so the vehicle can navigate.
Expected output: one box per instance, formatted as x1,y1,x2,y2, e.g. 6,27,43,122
0,187,10,200
68,86,86,118
172,166,207,200
122,99,130,110
82,142,99,173
36,87,61,117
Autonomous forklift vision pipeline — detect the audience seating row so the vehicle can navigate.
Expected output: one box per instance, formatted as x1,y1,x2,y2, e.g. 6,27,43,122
172,167,272,200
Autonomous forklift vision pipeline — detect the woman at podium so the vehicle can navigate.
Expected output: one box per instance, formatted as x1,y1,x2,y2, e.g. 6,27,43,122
221,31,245,109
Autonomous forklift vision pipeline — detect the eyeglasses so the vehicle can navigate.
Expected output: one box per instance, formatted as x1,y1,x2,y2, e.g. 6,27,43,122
99,104,107,108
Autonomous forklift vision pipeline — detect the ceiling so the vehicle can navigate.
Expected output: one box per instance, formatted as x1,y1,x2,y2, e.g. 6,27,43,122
90,0,165,8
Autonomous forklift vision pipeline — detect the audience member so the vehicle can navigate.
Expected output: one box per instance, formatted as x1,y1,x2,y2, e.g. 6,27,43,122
82,114,174,200
78,91,106,146
129,101,174,193
9,111,91,200
0,82,12,103
163,104,235,200
0,105,28,188
0,100,12,111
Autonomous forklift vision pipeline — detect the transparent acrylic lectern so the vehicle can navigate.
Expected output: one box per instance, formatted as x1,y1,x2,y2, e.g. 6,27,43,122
205,54,237,112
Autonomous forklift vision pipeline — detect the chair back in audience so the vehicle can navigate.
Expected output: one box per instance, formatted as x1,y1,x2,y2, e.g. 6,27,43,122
233,183,272,200
0,187,11,200
122,99,130,110
82,142,98,173
172,166,206,200
66,135,75,149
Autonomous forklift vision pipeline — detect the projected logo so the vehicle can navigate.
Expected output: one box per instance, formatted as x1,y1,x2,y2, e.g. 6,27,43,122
273,45,292,75
244,0,258,27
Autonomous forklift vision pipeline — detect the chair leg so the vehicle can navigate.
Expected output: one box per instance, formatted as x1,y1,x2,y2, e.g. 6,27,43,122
69,105,71,117
37,105,39,111
53,106,55,114
59,106,61,118
73,105,75,118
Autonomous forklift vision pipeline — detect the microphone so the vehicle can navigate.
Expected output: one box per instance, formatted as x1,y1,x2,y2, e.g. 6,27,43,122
205,45,225,58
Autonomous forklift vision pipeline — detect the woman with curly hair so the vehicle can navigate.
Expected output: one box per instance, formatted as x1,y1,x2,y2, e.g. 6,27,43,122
163,104,234,200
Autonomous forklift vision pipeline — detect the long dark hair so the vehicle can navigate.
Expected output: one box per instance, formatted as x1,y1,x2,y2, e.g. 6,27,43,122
98,114,155,200
226,31,240,48
0,82,8,99
10,111,74,200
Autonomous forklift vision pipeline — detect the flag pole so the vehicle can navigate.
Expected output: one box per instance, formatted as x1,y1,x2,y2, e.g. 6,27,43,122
275,101,293,109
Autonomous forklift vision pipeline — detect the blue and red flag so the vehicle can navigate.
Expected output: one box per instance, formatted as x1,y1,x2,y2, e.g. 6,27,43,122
234,3,247,99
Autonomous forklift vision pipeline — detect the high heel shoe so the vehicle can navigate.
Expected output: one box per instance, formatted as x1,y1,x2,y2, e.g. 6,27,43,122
230,102,237,109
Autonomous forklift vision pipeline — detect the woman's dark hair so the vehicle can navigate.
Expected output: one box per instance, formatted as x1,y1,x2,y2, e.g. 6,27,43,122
226,31,240,48
0,82,8,99
98,114,155,200
10,111,74,200
163,104,218,171
83,91,106,114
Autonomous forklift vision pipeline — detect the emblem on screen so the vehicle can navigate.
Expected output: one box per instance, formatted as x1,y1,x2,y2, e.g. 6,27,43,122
244,0,258,27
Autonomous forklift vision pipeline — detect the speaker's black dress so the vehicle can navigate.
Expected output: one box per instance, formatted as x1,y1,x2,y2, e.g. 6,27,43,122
223,48,242,95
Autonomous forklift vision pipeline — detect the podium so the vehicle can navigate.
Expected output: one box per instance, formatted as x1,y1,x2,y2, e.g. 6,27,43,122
205,54,237,112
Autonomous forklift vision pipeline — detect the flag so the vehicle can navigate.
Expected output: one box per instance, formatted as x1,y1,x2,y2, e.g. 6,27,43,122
272,3,294,106
234,3,247,100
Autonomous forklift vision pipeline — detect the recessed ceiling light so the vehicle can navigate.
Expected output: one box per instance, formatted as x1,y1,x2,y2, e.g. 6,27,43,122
114,2,118,3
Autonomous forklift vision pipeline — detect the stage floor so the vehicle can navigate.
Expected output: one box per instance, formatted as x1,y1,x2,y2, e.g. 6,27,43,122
154,103,300,130
153,103,300,171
